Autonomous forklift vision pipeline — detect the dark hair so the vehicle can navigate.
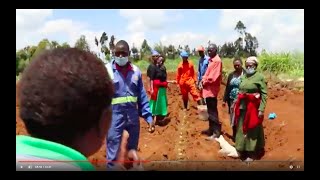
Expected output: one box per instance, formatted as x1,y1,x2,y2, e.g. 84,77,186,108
116,40,130,51
233,57,243,64
19,48,114,145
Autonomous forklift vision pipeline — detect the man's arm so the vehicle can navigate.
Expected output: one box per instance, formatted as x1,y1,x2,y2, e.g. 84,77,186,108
197,60,201,82
137,71,153,124
202,60,222,86
176,65,181,85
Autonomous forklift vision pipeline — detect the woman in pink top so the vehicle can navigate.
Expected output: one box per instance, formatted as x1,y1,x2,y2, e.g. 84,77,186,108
200,44,223,139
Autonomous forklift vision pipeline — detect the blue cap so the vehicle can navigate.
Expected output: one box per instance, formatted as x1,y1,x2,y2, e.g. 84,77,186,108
180,51,189,58
152,50,160,56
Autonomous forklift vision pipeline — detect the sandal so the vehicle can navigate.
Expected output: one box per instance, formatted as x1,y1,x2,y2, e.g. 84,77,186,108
148,126,155,133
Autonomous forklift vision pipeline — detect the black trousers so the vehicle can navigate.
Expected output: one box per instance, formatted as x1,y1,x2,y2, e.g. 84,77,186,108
205,97,221,136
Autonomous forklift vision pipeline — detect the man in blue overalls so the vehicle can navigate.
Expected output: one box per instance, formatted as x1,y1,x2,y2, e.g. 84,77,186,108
197,45,209,105
106,40,154,169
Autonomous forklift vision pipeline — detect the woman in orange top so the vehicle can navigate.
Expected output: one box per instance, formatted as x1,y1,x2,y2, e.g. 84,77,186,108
176,51,203,110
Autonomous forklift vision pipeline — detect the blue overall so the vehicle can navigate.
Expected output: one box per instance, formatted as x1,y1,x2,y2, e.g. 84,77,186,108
197,56,209,82
106,61,153,169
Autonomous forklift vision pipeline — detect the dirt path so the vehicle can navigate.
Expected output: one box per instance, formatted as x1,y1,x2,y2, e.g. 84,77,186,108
16,72,304,171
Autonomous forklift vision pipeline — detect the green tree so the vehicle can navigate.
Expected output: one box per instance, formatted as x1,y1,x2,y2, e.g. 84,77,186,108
109,35,115,55
61,42,70,48
74,35,90,52
33,39,51,57
167,44,176,59
184,45,190,54
244,32,259,56
131,44,139,61
51,41,60,48
141,39,151,53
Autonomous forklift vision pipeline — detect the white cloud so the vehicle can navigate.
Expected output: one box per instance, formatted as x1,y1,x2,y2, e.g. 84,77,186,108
119,9,185,49
160,32,217,50
37,19,102,53
16,9,107,54
119,9,168,32
16,9,53,50
219,9,304,52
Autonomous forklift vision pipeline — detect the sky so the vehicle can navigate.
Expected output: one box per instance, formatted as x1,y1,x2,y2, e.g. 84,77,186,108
16,9,304,53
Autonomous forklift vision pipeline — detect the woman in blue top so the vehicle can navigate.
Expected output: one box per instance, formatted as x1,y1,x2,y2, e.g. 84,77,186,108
223,58,246,142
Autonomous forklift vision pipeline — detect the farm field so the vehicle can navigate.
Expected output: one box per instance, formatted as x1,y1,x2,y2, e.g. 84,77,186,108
16,71,304,171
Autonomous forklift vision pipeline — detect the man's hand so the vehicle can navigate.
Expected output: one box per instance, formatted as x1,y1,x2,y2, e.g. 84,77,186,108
258,111,264,119
198,82,203,90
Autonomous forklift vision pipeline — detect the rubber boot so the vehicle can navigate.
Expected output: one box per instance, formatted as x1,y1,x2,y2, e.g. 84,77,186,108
201,98,206,105
197,100,203,105
232,126,237,142
183,100,188,110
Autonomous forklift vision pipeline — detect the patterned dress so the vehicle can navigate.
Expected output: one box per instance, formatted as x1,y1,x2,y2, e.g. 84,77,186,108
229,74,242,126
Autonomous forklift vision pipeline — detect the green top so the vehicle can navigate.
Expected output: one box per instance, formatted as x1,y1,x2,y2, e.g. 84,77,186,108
16,135,95,171
239,72,268,112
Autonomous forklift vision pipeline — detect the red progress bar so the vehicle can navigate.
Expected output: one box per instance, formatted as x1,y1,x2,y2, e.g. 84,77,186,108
18,160,151,163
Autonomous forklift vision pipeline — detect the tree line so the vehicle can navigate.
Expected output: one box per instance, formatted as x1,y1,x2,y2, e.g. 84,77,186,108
16,21,258,76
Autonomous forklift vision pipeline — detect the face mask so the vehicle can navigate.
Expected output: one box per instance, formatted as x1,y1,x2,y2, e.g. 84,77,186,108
246,67,256,75
114,56,128,66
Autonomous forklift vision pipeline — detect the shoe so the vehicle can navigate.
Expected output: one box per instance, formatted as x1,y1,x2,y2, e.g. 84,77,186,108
205,133,220,141
201,129,213,136
244,157,254,162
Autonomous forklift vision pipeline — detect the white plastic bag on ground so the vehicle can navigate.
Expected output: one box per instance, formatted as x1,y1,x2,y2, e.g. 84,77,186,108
214,135,239,158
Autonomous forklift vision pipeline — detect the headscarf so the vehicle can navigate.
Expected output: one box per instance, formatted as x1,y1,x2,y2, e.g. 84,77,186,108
180,51,189,58
246,56,259,65
152,50,160,56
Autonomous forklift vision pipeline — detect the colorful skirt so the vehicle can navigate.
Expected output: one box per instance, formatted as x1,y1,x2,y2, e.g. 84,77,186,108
149,87,168,116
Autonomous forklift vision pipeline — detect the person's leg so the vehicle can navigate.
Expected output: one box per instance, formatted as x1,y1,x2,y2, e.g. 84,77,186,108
230,100,237,142
201,97,214,136
180,85,189,109
126,110,141,151
202,97,221,138
211,97,222,137
107,111,126,169
125,112,140,168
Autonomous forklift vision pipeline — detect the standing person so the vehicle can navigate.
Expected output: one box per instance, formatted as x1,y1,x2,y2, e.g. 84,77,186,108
234,56,268,162
196,45,209,105
149,56,169,125
176,51,203,110
105,40,154,170
222,58,246,142
16,48,114,171
147,50,160,95
201,44,223,139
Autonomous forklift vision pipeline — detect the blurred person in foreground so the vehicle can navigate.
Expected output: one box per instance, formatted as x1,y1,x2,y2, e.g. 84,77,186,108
116,131,144,171
201,44,223,139
222,57,246,142
105,40,154,170
234,56,268,162
196,46,209,105
148,56,170,126
176,51,203,110
16,48,114,171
